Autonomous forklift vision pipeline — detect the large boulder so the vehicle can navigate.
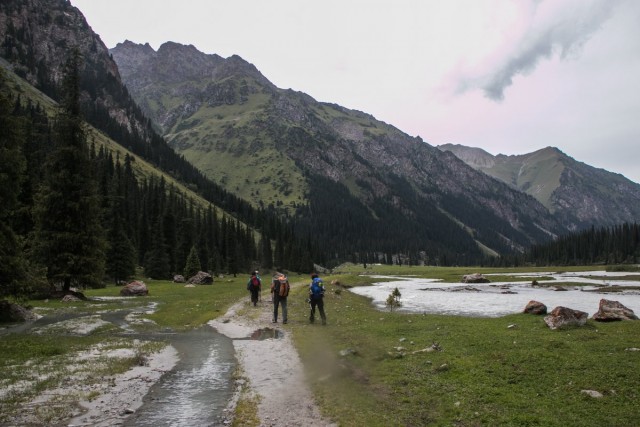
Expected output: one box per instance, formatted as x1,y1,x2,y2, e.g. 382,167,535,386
187,271,213,285
592,299,639,322
0,300,40,322
523,300,547,315
462,273,490,283
544,306,588,330
120,280,149,296
173,275,185,283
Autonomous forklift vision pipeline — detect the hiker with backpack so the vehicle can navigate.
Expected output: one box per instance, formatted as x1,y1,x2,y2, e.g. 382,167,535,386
309,273,327,325
247,270,262,306
271,273,290,323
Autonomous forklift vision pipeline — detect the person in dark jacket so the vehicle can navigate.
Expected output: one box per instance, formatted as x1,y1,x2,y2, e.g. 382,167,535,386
246,270,261,306
309,273,327,325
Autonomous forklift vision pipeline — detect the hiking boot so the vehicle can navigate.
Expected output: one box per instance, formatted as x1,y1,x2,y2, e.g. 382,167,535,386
272,319,277,323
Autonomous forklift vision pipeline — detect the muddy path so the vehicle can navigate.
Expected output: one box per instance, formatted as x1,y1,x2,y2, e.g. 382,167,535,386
209,296,337,427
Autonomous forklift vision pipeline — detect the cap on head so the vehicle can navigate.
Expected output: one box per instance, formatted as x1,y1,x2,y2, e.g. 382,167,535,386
311,273,318,279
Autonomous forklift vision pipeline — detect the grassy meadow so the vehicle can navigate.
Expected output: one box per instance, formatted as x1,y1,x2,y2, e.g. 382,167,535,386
284,265,640,426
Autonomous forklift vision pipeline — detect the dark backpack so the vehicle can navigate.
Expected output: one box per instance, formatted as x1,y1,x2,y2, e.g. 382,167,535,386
310,278,324,299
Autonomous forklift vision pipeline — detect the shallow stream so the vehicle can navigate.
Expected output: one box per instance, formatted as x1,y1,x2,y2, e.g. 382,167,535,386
351,270,640,317
124,326,236,427
2,300,238,426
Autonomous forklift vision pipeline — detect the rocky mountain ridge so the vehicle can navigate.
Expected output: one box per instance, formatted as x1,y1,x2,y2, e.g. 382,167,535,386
438,144,640,230
111,41,568,259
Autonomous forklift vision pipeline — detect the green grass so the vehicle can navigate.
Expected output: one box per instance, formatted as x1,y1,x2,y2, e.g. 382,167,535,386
284,267,640,426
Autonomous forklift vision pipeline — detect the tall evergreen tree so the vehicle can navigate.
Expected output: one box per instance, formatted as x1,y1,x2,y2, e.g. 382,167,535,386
144,214,170,279
105,163,136,285
0,71,28,297
184,245,201,279
32,50,106,292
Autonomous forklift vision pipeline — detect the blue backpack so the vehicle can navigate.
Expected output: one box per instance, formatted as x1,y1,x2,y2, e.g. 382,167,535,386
310,278,324,299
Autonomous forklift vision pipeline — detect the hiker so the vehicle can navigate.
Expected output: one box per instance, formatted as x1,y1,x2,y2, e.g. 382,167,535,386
309,273,327,325
247,270,261,306
271,273,289,323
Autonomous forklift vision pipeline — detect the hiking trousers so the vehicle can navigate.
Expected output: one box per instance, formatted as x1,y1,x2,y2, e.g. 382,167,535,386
310,297,326,324
273,295,287,322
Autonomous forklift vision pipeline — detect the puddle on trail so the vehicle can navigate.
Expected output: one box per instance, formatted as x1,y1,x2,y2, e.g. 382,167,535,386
124,326,236,427
249,327,284,340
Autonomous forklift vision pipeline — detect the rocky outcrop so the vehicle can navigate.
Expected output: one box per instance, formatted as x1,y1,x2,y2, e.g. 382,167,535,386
187,271,213,285
523,300,547,315
544,306,588,330
462,273,490,283
120,281,149,296
592,299,638,322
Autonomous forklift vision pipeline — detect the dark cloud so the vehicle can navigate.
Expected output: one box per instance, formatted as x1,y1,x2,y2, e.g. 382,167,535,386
467,0,623,101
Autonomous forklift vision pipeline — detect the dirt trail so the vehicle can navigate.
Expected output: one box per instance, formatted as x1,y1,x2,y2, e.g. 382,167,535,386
209,292,336,427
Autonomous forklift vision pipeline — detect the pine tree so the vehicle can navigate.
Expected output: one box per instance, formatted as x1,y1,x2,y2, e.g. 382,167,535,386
32,49,106,292
0,71,28,297
144,214,170,279
105,162,136,285
184,245,201,279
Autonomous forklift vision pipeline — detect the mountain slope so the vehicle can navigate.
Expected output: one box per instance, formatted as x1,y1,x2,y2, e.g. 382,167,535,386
438,144,640,230
111,42,568,260
0,0,323,271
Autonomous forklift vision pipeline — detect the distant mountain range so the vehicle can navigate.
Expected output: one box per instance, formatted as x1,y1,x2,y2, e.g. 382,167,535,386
110,41,574,261
438,144,640,230
2,0,638,265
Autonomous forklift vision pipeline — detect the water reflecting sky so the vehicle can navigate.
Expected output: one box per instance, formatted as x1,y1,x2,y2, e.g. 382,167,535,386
350,271,640,317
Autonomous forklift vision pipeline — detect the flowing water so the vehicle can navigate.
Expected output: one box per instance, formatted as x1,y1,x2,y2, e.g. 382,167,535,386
124,326,236,427
2,299,238,426
350,270,640,317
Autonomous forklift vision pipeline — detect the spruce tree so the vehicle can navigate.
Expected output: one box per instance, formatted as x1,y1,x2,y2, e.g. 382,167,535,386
105,163,136,285
144,214,170,279
0,71,28,297
32,50,106,292
184,245,201,279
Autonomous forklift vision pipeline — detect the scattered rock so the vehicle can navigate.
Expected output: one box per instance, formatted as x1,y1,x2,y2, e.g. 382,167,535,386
339,348,358,357
592,299,639,322
173,275,185,283
523,300,547,315
0,300,40,322
544,306,588,330
120,280,149,296
625,348,640,352
581,390,603,398
187,271,213,285
507,324,517,329
462,273,490,283
61,294,81,302
410,343,442,354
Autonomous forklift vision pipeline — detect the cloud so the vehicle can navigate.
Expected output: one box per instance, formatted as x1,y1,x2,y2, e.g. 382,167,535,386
458,0,623,101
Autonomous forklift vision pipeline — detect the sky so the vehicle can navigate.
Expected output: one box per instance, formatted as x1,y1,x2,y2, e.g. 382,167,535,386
71,0,640,183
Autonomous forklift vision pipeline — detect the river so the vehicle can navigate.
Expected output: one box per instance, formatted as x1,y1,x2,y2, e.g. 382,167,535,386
349,270,640,317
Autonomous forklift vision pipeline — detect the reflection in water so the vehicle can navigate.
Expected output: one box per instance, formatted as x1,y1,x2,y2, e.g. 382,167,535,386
125,326,236,427
351,271,640,317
